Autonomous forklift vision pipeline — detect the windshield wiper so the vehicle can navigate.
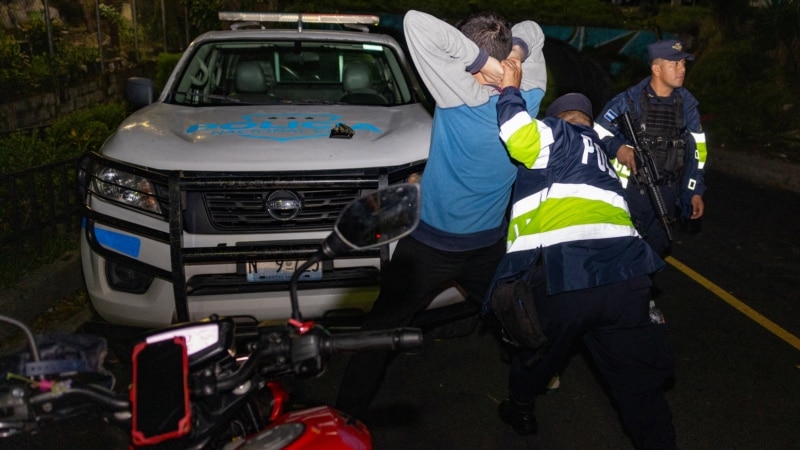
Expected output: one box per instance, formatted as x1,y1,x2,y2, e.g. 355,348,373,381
293,99,346,105
170,91,239,104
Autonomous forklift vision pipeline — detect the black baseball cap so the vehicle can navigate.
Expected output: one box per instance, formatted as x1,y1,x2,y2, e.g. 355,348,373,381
545,93,593,118
648,39,695,62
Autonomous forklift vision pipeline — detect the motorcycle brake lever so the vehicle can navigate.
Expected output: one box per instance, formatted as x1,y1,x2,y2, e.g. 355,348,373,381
288,319,315,334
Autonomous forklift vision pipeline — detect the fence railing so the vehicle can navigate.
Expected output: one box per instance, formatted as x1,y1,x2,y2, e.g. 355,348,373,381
0,158,81,250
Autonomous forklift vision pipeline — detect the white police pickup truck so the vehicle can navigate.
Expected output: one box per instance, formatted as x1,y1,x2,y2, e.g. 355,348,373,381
78,13,467,328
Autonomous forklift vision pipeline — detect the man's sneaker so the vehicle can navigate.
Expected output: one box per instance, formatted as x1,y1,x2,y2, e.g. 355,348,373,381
498,399,538,435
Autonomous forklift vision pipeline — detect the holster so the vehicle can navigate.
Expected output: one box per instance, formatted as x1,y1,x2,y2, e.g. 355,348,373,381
489,269,547,367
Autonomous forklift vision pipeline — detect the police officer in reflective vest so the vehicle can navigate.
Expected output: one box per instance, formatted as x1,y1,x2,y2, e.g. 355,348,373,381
594,39,707,257
487,82,675,448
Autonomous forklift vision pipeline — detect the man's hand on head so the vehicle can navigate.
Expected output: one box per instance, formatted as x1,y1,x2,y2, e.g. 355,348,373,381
479,56,504,86
499,58,522,90
509,44,526,62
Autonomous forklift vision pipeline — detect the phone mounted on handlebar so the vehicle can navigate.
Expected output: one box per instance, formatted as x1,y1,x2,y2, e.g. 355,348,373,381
131,336,191,445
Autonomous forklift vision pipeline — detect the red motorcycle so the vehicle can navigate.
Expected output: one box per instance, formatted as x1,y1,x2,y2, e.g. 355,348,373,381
0,184,424,449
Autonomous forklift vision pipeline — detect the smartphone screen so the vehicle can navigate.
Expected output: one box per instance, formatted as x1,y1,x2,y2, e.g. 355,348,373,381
131,336,191,445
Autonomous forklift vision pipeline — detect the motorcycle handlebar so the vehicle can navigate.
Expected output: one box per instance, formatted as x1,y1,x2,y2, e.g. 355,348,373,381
31,385,130,412
217,325,424,391
327,327,423,354
0,383,130,438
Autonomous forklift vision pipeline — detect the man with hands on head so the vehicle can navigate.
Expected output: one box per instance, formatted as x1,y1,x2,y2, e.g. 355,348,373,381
334,10,547,422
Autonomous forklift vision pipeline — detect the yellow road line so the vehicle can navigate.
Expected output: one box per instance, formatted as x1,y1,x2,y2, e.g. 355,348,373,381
665,256,800,352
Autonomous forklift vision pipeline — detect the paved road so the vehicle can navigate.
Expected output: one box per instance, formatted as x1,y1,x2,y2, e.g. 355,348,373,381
317,169,800,449
4,169,799,449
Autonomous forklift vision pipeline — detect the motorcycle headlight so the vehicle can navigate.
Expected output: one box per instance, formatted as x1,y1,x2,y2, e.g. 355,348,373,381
91,166,162,215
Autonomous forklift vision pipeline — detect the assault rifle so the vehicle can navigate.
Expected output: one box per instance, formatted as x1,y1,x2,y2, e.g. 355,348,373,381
618,111,673,241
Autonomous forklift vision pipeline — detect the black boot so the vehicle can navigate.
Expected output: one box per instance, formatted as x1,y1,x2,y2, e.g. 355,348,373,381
498,398,538,435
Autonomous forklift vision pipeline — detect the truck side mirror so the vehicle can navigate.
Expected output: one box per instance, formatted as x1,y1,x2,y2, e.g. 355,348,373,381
125,77,157,110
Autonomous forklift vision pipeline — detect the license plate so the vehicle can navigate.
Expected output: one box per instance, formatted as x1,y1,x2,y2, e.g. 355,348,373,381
245,260,322,282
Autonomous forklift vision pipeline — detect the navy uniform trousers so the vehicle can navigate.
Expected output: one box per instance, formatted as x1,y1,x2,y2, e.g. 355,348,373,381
510,264,676,449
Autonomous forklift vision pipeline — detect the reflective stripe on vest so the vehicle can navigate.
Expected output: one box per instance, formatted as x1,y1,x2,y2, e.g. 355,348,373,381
692,131,707,169
507,182,636,253
509,223,641,253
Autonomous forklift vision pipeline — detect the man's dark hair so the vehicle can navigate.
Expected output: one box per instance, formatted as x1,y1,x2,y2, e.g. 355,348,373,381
456,11,512,61
557,110,593,128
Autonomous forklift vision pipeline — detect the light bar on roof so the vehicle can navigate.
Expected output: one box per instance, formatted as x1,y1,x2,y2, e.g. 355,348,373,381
218,12,380,26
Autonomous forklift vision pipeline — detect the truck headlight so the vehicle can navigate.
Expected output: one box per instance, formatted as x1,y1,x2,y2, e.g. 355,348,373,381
91,166,162,215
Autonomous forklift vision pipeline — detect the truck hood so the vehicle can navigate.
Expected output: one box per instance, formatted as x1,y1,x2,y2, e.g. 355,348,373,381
100,103,432,171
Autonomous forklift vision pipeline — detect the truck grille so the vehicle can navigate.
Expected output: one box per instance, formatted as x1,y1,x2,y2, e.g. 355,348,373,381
202,187,363,232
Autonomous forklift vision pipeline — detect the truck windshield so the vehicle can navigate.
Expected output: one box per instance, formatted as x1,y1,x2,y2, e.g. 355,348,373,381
170,39,413,106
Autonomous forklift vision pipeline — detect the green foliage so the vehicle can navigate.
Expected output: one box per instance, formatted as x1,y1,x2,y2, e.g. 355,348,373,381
0,17,99,101
99,3,136,57
47,102,128,158
15,12,64,55
646,5,707,36
54,40,99,79
0,102,127,175
154,52,183,91
0,132,58,175
683,2,800,148
28,54,55,90
183,0,228,35
687,40,787,147
0,33,25,62
0,34,31,95
141,7,165,51
99,4,124,28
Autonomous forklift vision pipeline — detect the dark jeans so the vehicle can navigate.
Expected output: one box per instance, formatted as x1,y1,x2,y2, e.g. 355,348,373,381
335,235,506,420
510,266,676,449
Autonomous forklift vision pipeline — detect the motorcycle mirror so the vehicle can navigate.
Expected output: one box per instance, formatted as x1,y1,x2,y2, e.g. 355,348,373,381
323,183,421,256
289,184,421,321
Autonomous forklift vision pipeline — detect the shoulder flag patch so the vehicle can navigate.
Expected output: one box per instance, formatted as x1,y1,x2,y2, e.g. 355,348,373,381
603,109,618,123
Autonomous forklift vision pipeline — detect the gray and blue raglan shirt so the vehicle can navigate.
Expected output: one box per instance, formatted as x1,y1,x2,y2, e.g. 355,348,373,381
403,10,547,251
